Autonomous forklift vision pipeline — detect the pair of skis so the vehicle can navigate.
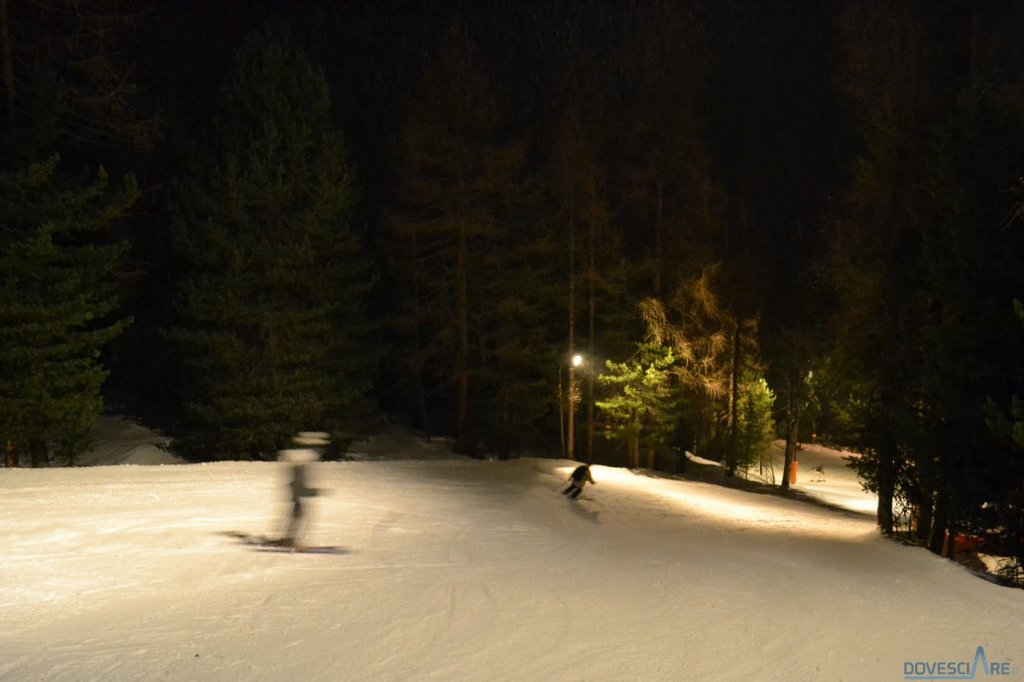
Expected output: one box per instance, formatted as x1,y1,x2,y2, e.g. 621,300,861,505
554,480,589,501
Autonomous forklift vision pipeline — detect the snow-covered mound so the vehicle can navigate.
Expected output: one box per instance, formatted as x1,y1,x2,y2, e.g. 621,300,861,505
1,456,1021,680
344,425,465,461
75,415,183,466
75,417,461,466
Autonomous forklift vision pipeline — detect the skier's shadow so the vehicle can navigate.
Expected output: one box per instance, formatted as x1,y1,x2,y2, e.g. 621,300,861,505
568,500,600,524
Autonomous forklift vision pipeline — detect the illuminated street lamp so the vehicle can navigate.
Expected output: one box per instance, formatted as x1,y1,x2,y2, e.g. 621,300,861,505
568,353,584,460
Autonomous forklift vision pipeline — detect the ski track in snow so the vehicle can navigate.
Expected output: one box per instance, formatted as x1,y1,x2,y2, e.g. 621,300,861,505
0,456,1021,681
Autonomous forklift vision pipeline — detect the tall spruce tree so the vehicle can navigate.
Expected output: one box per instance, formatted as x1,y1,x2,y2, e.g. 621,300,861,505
831,0,945,536
911,4,1024,554
475,214,561,458
0,156,137,465
833,1,1024,551
169,22,372,459
613,0,723,300
391,20,531,455
1,0,142,466
548,106,636,461
985,299,1024,583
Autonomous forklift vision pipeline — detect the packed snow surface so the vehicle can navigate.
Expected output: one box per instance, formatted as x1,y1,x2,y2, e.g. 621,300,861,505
1,429,1022,681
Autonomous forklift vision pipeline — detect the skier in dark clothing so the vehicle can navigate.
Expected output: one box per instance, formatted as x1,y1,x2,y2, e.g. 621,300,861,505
562,464,595,499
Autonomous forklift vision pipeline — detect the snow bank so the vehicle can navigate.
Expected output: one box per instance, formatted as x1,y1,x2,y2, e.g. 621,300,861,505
74,415,183,466
344,426,465,461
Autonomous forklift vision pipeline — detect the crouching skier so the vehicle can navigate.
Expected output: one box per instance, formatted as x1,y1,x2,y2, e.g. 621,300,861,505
562,464,595,499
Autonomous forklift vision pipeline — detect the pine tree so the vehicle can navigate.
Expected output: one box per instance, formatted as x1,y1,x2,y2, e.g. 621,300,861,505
735,370,776,478
831,0,948,536
912,19,1024,555
0,0,143,466
613,0,723,299
834,1,1024,549
391,19,529,455
475,216,561,458
984,299,1024,583
0,0,160,154
638,268,735,465
0,155,136,465
596,341,677,468
169,22,372,459
548,106,635,461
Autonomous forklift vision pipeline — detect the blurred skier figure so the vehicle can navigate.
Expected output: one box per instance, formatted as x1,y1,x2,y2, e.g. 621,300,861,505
562,463,595,499
275,432,329,548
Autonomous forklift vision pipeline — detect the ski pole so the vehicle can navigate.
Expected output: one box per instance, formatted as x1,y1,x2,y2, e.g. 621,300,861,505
552,476,571,491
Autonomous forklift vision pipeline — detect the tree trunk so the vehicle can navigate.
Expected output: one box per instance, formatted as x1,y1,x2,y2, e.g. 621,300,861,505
781,393,796,491
29,437,49,468
5,439,16,467
586,192,596,462
567,367,576,461
497,392,510,460
647,444,656,469
654,178,663,298
454,218,472,455
410,230,432,442
558,371,566,458
876,445,896,535
928,493,950,555
945,521,958,559
781,379,802,490
0,0,14,128
725,325,741,477
585,369,594,462
913,496,932,544
567,188,576,460
629,425,640,468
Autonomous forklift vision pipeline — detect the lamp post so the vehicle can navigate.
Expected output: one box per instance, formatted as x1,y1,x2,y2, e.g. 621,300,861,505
568,353,583,460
